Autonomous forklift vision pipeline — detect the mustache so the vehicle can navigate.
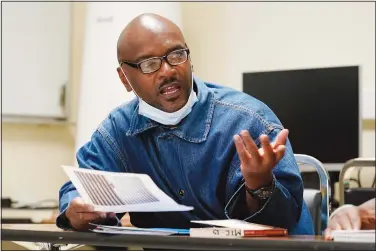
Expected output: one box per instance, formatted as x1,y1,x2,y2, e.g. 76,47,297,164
158,76,180,89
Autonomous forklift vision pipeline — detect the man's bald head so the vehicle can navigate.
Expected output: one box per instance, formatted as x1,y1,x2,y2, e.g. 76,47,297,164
116,13,192,114
117,13,185,62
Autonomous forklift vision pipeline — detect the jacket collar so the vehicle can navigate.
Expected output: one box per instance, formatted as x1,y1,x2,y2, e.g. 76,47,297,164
126,76,215,143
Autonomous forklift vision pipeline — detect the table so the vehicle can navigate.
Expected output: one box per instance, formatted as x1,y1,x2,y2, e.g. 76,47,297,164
2,224,375,251
2,208,57,223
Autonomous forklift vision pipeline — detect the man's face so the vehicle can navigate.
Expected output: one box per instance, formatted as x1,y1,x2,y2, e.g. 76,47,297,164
117,31,192,113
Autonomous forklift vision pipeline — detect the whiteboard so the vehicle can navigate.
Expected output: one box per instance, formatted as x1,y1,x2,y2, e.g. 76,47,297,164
2,2,71,118
75,2,182,151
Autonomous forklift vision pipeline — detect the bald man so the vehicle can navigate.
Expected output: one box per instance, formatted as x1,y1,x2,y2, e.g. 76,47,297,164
57,13,314,235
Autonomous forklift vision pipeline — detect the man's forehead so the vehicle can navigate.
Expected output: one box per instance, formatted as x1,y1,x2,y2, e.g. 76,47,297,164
119,29,185,61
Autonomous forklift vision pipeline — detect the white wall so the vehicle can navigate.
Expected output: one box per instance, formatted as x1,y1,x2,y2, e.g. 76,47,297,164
181,3,230,86
1,124,75,203
182,1,375,157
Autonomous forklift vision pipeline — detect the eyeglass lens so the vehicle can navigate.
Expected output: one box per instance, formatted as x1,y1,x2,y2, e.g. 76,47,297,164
139,49,188,73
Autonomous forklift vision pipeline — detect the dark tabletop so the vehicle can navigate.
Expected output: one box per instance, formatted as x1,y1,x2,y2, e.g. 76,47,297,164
2,224,375,250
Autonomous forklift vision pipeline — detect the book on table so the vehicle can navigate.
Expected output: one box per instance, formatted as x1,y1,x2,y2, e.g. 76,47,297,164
189,219,288,238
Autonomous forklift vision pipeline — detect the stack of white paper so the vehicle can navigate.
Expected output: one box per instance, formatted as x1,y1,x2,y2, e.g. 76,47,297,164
90,224,183,236
191,219,273,230
62,166,193,213
331,230,375,243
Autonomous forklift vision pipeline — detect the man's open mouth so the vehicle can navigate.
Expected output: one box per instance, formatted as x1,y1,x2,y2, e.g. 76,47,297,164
160,83,181,99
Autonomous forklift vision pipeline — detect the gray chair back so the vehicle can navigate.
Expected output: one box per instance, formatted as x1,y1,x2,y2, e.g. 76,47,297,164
303,188,322,234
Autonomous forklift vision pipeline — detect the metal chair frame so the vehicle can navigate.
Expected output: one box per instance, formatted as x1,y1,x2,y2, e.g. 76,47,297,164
338,158,376,206
295,154,331,230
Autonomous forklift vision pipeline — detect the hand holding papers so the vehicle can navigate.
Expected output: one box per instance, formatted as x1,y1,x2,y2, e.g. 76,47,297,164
62,166,193,213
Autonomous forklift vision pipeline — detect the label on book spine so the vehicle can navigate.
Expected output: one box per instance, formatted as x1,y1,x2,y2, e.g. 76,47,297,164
190,227,287,238
190,228,243,238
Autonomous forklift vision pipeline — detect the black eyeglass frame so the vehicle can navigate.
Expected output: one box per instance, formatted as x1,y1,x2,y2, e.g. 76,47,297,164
119,48,190,74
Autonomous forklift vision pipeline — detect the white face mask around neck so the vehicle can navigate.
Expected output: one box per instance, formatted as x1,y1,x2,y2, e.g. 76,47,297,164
120,68,198,125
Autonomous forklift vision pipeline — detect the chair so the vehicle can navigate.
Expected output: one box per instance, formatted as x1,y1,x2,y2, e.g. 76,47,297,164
339,157,376,206
294,154,331,235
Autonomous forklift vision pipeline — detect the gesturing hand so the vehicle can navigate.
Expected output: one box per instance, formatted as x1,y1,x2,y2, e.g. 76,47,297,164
233,129,289,189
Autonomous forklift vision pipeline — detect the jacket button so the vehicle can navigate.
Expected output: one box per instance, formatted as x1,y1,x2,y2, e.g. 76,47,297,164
179,189,185,197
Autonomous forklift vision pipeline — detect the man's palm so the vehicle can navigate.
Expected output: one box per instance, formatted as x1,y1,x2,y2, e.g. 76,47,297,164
233,129,289,187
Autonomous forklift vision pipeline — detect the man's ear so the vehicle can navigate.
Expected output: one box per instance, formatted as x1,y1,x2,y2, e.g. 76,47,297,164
117,67,132,92
185,44,193,71
188,56,194,72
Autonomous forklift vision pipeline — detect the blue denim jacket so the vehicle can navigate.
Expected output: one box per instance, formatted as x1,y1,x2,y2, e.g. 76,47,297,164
57,76,314,235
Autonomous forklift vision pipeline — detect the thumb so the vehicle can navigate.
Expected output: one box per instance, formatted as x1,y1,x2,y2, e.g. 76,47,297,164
107,212,117,218
324,228,332,240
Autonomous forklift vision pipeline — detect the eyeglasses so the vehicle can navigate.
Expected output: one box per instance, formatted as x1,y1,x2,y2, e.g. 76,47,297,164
119,48,190,74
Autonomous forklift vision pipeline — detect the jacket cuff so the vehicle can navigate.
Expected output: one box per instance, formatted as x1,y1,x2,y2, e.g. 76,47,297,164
224,179,298,230
224,181,276,221
56,210,74,230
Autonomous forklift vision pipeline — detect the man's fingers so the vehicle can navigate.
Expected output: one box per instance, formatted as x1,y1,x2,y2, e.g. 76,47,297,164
107,212,117,218
71,198,94,213
327,218,342,231
347,210,361,230
324,228,332,240
338,214,352,230
334,222,342,230
274,145,286,162
260,134,275,164
78,211,106,221
239,130,261,162
67,197,98,222
234,135,252,166
272,129,289,148
66,197,111,231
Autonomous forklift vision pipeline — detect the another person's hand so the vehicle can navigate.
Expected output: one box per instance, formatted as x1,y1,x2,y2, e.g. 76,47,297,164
324,203,376,240
233,129,288,189
65,197,116,231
